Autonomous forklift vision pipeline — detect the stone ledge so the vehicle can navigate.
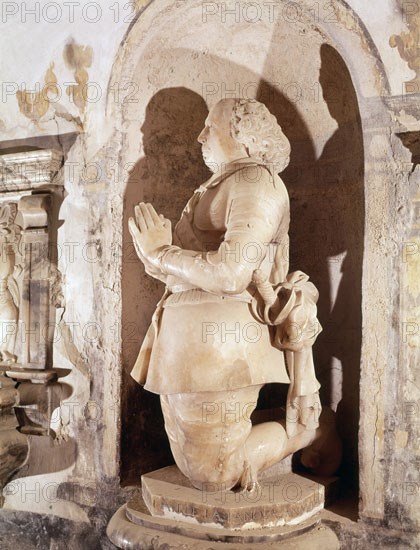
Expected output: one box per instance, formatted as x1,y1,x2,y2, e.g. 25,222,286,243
107,499,340,549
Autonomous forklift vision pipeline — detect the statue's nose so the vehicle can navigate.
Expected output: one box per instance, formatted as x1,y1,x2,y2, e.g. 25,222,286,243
197,128,207,144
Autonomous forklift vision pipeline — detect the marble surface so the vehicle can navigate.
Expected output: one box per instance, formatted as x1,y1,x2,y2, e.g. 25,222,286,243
141,465,324,530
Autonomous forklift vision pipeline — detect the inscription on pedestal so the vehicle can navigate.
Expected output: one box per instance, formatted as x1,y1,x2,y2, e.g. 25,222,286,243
141,465,324,530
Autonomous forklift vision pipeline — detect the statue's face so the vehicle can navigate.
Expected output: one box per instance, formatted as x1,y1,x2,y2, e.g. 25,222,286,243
197,100,246,172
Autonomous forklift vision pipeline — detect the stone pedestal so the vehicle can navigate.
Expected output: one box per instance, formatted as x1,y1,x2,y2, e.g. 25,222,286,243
142,465,324,529
107,466,340,548
107,496,340,549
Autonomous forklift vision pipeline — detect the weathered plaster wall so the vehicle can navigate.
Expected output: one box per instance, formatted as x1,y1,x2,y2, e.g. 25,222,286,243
0,0,419,546
0,0,140,531
348,0,414,94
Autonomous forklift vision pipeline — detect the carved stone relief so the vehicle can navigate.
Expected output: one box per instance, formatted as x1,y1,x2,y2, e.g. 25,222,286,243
0,149,67,504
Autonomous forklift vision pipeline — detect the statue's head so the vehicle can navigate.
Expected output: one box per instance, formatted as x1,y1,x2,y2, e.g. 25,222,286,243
198,98,291,173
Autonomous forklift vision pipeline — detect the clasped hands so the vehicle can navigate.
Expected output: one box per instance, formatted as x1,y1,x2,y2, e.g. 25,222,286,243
128,203,172,274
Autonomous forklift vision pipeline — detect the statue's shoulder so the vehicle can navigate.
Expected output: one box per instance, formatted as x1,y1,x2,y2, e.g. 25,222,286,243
223,163,287,201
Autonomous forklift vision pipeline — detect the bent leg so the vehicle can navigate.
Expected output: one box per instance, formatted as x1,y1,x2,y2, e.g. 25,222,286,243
160,386,318,491
160,386,262,490
244,421,317,485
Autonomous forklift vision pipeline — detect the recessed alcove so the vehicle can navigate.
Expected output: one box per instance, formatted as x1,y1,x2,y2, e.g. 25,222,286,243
112,0,364,511
103,0,408,531
2,1,420,546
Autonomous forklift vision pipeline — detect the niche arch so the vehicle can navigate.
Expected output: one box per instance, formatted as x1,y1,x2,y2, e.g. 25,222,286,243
105,0,397,523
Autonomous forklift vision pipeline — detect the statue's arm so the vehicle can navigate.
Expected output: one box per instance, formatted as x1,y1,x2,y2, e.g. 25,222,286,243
157,171,286,295
140,254,169,284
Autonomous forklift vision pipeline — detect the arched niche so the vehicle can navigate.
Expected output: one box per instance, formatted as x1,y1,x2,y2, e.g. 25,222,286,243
105,0,397,523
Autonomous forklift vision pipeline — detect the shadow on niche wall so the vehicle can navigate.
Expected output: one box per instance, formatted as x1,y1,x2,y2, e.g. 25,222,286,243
279,43,364,487
120,43,364,490
316,44,364,487
121,88,211,484
256,49,363,493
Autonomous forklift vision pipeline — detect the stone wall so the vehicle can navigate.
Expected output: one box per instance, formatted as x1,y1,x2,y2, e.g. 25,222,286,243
0,0,419,546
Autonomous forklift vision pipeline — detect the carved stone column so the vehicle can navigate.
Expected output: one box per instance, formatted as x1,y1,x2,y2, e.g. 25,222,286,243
0,149,65,503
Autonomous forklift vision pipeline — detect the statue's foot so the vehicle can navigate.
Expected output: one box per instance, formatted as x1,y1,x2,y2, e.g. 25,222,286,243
239,460,259,493
300,407,342,476
241,480,261,496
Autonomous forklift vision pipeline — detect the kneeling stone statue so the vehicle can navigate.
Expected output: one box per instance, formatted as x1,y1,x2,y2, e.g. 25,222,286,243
129,98,323,493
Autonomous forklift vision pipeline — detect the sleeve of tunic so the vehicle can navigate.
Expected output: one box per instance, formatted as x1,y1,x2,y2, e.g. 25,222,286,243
159,166,288,295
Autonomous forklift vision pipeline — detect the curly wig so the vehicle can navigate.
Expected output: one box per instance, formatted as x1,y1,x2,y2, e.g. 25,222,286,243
230,98,291,173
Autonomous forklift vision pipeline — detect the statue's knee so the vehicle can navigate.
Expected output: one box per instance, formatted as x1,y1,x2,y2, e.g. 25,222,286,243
188,454,244,491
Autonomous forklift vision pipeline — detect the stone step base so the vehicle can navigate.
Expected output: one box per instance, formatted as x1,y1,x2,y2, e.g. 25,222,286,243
107,496,340,549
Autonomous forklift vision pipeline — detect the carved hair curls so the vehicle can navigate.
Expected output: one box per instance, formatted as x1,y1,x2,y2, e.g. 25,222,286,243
230,98,291,173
